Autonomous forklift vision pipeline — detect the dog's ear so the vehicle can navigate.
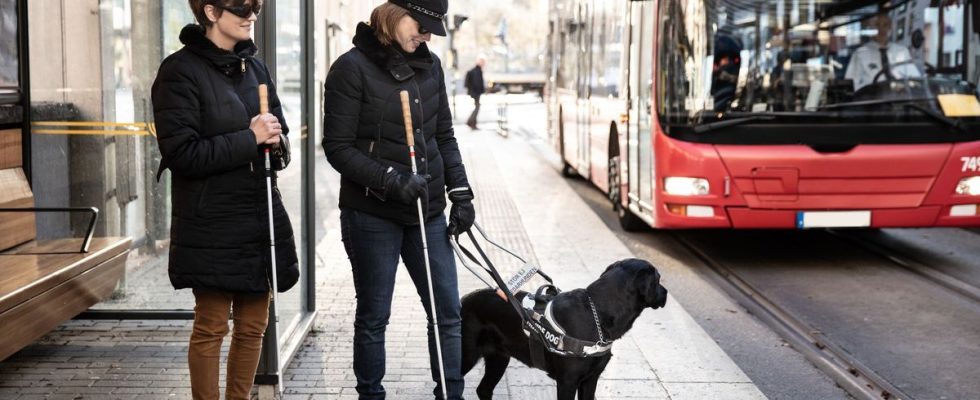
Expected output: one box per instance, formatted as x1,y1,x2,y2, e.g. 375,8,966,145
641,266,668,309
601,259,624,276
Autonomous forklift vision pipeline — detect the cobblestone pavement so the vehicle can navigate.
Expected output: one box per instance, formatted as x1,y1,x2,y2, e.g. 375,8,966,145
0,103,765,399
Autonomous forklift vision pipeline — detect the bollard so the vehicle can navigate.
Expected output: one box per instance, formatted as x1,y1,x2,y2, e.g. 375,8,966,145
496,98,509,137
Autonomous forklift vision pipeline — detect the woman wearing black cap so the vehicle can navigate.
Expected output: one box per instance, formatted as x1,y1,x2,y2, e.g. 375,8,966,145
321,0,473,399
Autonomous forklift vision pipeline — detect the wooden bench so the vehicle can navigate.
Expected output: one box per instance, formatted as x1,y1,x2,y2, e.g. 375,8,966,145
0,127,130,361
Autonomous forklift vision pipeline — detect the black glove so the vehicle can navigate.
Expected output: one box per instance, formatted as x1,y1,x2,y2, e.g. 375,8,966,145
448,201,475,237
384,169,428,205
447,186,475,236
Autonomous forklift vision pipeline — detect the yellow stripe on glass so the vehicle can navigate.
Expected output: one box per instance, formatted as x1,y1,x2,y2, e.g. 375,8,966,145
31,121,157,137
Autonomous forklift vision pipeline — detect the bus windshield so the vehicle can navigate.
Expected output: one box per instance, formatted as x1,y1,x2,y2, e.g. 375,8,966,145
658,0,980,130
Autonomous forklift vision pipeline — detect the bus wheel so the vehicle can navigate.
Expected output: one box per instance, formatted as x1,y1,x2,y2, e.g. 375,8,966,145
617,202,647,231
561,162,576,178
608,156,621,205
609,156,646,231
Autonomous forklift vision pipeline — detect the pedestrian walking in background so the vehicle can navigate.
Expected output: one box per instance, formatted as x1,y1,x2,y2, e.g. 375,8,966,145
464,55,486,130
151,1,299,398
321,0,475,398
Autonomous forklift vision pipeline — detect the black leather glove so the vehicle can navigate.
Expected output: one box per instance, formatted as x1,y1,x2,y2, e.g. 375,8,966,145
384,169,428,205
448,201,475,237
447,186,475,236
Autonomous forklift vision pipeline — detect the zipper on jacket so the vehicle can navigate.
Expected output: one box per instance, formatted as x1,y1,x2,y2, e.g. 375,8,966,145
241,57,253,174
410,80,428,174
410,80,431,216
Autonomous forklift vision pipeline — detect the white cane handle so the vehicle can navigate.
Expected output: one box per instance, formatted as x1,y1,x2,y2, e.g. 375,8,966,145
400,91,415,147
258,84,269,115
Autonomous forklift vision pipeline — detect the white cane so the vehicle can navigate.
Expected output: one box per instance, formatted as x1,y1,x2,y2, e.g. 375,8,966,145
258,84,283,396
400,90,449,400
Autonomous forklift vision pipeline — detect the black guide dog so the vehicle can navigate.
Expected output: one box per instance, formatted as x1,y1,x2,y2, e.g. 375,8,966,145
461,258,669,400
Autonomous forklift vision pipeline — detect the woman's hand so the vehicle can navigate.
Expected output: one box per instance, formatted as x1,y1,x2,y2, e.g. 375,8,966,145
448,200,475,237
384,170,428,205
250,113,282,145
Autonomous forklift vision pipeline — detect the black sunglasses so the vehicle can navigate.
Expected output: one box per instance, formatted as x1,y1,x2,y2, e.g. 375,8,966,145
214,2,261,18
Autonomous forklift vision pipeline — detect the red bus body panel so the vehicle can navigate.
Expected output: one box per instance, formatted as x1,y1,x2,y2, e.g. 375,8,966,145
650,127,980,229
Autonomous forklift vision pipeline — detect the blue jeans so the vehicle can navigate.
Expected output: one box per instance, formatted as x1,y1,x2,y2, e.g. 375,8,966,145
340,208,464,400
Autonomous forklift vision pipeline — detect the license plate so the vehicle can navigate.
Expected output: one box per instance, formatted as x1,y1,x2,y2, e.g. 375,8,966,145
796,211,871,229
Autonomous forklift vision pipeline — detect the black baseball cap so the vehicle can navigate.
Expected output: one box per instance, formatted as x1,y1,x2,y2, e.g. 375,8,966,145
388,0,448,36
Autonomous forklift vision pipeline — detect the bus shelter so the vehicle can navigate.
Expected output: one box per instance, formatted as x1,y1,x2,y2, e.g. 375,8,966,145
0,0,318,385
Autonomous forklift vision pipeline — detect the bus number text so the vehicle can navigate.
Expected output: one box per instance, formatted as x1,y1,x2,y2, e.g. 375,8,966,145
962,157,980,172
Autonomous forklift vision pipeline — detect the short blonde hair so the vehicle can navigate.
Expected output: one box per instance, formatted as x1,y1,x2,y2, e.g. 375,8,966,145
369,3,410,46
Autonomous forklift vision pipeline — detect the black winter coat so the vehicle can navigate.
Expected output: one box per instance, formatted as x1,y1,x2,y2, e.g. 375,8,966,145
151,25,299,294
322,23,470,225
465,66,484,98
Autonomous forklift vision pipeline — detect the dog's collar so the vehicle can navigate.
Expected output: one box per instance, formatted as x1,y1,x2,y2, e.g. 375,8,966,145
586,294,609,344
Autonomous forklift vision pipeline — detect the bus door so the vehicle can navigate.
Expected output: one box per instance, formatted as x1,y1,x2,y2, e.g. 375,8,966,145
922,0,973,80
558,0,582,170
574,0,593,175
627,0,656,216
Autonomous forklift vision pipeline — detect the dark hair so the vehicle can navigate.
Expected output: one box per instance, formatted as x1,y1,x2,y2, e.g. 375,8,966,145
369,3,410,46
188,0,255,28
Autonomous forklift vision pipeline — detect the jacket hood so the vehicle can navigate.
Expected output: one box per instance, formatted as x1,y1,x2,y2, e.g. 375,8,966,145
179,24,258,76
352,22,434,82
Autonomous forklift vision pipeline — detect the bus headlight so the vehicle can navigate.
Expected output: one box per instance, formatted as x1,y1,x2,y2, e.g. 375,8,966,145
955,177,980,196
664,177,710,196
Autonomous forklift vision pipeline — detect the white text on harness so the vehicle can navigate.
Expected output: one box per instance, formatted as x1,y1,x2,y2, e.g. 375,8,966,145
530,322,561,347
541,326,561,346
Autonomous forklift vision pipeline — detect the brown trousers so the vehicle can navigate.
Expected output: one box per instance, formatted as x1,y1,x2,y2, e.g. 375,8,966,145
189,289,270,400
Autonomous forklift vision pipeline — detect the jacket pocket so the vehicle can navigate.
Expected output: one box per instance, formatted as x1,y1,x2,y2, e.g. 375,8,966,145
363,139,389,200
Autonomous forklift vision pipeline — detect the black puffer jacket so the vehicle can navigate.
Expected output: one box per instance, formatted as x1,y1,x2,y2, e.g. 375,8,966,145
151,25,298,294
322,23,469,225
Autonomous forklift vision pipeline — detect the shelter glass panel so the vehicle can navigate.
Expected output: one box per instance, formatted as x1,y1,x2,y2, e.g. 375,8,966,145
27,0,193,310
275,0,306,338
25,1,313,341
0,0,19,103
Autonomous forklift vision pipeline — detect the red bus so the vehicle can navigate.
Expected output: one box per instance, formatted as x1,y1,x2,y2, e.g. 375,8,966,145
547,0,980,230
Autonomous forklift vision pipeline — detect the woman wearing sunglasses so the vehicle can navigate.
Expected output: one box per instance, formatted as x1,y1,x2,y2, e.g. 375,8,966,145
151,1,299,399
322,0,474,399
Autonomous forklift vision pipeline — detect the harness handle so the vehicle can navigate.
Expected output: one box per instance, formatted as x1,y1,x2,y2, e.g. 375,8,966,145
451,222,554,283
450,223,544,321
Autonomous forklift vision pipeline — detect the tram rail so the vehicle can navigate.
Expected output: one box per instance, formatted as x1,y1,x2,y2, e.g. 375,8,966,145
673,233,910,400
828,230,980,304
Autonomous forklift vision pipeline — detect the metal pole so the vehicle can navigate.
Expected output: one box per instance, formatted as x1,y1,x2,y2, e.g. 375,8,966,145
18,0,31,186
400,90,449,400
258,84,283,397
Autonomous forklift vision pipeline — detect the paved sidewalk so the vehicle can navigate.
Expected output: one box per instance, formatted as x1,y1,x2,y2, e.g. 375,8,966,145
0,114,766,399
